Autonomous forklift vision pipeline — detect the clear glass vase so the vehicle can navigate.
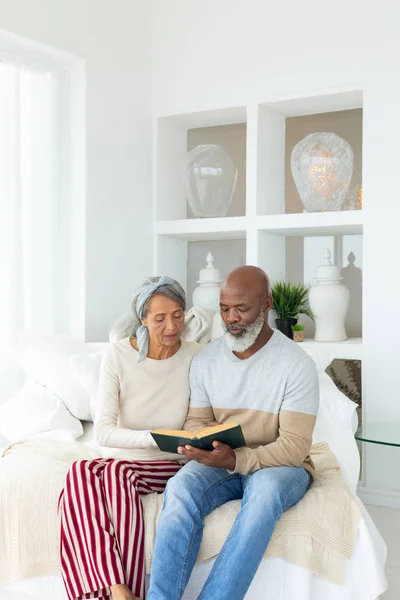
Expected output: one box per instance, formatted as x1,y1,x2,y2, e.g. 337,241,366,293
185,144,237,218
291,132,354,212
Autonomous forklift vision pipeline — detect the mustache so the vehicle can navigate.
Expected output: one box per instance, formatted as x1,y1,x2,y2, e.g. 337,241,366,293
225,323,247,332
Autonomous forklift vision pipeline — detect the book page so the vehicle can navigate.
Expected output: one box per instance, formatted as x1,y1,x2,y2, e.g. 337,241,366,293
196,422,238,438
152,429,195,439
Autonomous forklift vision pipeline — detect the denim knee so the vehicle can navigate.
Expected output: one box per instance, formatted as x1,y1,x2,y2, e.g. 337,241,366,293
163,470,200,516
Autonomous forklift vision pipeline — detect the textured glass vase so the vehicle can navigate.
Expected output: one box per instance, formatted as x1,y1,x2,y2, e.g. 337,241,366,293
343,169,362,210
185,144,237,218
291,132,354,212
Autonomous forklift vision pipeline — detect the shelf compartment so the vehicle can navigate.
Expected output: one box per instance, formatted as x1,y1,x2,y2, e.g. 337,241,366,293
156,106,247,221
253,88,363,217
257,229,363,340
155,234,246,303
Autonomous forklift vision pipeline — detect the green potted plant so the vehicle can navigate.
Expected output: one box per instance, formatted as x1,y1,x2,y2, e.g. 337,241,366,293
291,323,305,343
271,281,313,340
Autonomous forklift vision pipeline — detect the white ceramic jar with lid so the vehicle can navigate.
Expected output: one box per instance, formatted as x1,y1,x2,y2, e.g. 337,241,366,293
192,253,222,313
309,248,350,342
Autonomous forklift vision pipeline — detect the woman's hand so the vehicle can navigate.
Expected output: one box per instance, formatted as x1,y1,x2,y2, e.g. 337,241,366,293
177,441,236,471
207,421,220,427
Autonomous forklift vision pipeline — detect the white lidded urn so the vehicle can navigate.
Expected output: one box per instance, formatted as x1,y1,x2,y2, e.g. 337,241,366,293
192,253,222,313
309,249,350,342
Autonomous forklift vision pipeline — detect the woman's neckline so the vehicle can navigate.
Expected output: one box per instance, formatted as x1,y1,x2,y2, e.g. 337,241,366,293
128,337,183,362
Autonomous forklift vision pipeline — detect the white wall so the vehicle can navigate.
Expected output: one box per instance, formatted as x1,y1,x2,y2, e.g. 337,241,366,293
152,0,399,114
0,0,153,341
152,0,400,496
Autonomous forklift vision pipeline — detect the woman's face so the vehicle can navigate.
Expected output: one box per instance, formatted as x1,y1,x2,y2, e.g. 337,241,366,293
142,294,185,348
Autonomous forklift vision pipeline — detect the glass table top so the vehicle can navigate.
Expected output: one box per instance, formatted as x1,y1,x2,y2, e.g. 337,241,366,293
355,424,400,447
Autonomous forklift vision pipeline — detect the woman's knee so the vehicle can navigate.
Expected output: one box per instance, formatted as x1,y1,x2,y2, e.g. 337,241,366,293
65,459,100,486
67,459,88,478
102,460,133,484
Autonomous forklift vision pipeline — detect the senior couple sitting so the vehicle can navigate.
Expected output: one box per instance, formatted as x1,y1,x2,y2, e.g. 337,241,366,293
58,266,319,600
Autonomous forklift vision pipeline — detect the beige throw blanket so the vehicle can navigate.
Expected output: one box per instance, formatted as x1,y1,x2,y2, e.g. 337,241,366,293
0,440,359,587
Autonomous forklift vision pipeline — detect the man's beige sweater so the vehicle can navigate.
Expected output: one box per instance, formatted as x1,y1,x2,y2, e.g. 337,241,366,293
185,329,319,475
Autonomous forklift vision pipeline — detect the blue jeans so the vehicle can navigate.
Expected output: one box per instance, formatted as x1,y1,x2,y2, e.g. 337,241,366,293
147,460,312,600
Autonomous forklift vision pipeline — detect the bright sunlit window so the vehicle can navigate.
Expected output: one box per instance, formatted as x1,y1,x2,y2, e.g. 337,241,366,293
0,50,69,341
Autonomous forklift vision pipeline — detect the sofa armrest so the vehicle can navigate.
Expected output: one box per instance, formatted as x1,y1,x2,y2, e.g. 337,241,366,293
313,372,360,494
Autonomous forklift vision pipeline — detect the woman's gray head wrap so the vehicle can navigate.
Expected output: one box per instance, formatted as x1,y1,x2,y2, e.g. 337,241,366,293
109,276,186,362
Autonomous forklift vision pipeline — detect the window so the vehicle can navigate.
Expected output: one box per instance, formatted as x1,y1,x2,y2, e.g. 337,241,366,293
0,47,71,341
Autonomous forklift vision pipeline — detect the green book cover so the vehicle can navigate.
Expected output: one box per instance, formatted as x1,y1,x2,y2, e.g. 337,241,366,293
151,423,246,454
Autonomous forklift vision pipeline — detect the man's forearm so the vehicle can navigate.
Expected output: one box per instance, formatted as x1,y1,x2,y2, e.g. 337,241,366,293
232,433,312,475
184,406,215,433
231,411,316,475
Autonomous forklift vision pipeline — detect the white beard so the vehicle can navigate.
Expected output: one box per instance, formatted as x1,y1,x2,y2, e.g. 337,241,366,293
224,313,265,353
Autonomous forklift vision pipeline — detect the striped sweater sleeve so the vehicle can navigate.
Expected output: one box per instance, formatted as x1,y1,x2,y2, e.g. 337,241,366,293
232,357,319,475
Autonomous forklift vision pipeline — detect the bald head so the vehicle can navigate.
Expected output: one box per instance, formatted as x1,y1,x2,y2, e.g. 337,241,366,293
221,266,271,297
219,266,273,351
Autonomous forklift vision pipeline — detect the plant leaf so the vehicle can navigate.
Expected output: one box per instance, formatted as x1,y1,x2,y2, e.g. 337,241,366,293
271,280,314,321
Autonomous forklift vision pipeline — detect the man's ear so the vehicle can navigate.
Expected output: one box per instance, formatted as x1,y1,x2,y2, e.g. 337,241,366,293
264,294,273,312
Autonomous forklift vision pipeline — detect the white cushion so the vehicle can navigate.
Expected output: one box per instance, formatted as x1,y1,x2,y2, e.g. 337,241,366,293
69,352,103,421
210,313,224,340
0,379,83,443
313,371,359,494
11,334,93,420
0,350,27,407
0,431,10,451
302,348,333,375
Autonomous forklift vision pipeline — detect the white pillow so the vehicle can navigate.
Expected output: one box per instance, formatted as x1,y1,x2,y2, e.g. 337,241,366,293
0,431,10,451
210,313,224,340
11,334,93,420
301,347,333,374
69,352,103,421
0,379,83,443
313,371,359,494
0,349,27,406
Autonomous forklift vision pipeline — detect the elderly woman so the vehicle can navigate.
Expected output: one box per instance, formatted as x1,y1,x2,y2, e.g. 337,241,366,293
58,277,200,600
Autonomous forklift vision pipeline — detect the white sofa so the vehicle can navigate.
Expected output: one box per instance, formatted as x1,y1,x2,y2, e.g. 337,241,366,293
0,336,388,600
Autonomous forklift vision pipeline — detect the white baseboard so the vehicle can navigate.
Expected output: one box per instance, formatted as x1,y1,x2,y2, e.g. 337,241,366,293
357,484,400,509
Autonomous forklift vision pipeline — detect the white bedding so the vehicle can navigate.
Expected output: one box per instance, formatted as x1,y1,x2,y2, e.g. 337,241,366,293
1,512,387,600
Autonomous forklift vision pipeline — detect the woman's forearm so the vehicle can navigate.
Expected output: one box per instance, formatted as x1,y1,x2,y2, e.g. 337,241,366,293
94,416,156,449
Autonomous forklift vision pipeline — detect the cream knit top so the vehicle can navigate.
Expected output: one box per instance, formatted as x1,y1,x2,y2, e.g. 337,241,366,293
94,338,201,461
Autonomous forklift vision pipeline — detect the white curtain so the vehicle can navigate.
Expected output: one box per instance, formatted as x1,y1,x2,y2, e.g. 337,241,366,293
0,56,63,343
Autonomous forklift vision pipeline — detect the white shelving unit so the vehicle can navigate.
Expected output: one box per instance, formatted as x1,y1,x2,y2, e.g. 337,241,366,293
301,338,363,361
155,211,363,240
153,87,363,361
155,217,247,241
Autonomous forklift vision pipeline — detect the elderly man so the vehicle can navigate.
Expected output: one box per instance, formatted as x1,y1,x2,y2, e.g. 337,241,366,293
147,266,319,600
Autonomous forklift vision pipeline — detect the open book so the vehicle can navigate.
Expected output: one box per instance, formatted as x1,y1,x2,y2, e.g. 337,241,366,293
151,422,245,453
